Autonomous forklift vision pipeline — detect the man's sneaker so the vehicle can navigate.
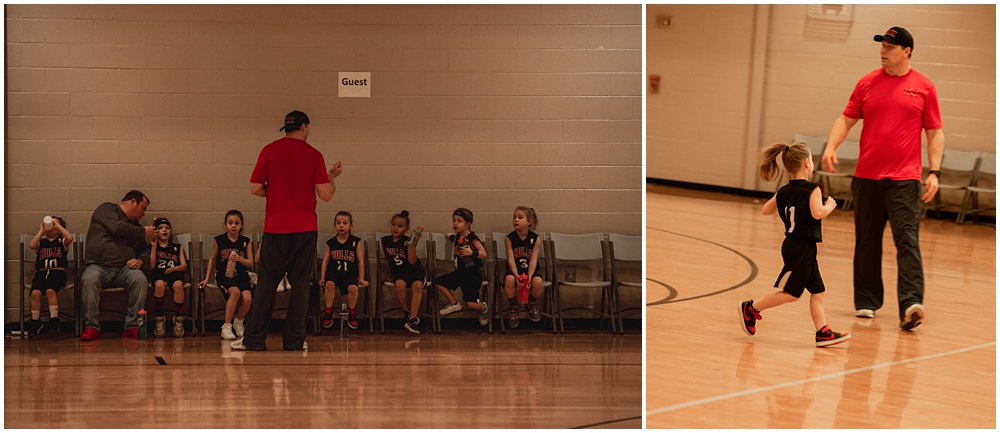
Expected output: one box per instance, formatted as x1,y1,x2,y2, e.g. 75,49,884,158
233,317,245,337
739,300,761,336
900,304,925,331
478,302,489,326
348,313,359,330
404,317,420,335
47,317,61,334
439,303,462,316
173,316,185,338
815,325,851,347
123,328,139,339
221,323,236,340
322,310,335,329
231,337,246,350
154,316,167,338
855,309,875,318
25,319,42,338
528,303,541,322
508,306,520,329
80,327,100,341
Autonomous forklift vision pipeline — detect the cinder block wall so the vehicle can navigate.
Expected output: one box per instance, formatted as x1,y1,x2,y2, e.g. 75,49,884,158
5,4,642,322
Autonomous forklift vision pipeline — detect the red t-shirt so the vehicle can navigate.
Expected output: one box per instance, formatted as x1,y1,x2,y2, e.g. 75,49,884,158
843,68,942,181
250,137,330,233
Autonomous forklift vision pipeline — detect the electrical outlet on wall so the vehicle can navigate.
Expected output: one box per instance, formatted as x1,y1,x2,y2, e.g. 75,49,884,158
565,266,576,283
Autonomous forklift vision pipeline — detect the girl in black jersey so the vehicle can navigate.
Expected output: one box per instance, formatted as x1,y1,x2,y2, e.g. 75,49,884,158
148,217,188,338
198,210,254,340
503,206,544,328
26,216,73,337
381,210,426,334
739,142,851,347
435,208,489,327
320,211,368,330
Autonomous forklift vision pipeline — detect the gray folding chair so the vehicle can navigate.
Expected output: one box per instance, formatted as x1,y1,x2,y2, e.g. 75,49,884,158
548,232,616,334
315,232,374,335
428,232,491,334
814,138,860,210
491,231,556,333
374,232,435,334
19,233,79,338
608,233,642,334
958,152,996,224
922,148,981,219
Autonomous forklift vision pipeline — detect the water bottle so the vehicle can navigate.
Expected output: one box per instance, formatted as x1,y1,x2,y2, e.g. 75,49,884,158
518,274,530,305
225,251,237,278
406,226,424,246
339,303,349,337
137,309,147,340
42,216,54,231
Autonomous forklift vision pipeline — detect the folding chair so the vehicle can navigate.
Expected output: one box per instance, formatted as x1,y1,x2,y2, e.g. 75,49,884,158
608,233,642,334
374,232,435,334
146,233,196,337
958,152,996,224
19,233,79,338
428,232,491,334
197,233,256,336
814,138,860,210
314,232,374,335
548,232,616,334
75,233,132,333
922,149,981,219
491,231,556,333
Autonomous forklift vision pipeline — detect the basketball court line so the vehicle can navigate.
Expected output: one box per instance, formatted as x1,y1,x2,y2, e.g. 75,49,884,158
645,340,996,416
646,226,758,304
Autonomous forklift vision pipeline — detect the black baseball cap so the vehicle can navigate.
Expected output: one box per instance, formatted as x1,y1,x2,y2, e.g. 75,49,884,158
153,217,171,228
279,110,310,132
874,26,914,50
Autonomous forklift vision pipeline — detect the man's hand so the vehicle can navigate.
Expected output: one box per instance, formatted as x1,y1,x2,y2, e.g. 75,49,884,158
921,173,940,203
144,225,156,238
126,258,143,270
329,161,343,179
821,150,838,173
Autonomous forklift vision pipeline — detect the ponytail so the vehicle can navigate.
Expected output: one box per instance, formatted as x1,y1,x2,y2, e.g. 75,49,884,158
759,142,811,182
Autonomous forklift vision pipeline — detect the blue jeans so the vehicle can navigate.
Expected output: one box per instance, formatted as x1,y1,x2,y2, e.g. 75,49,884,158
81,264,148,330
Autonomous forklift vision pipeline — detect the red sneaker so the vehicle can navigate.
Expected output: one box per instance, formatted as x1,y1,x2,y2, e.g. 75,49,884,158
80,327,100,341
122,328,139,339
739,300,762,336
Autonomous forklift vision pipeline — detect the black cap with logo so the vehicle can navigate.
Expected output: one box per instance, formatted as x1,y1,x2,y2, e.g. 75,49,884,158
279,110,310,132
874,26,914,50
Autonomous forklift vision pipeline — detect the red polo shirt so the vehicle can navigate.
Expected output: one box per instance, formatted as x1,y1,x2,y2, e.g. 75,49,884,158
250,137,330,233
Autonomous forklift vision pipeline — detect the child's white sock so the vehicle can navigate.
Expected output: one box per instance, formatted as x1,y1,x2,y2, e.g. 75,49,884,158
49,306,58,319
31,310,40,320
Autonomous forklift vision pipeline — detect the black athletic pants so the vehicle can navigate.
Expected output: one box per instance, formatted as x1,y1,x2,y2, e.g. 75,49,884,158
242,231,316,351
851,178,924,319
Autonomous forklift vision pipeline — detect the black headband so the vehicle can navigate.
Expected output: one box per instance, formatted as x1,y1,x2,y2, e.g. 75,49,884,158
453,210,472,223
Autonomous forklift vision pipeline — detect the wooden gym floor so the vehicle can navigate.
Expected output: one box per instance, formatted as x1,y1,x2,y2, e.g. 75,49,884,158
5,330,640,428
646,185,995,428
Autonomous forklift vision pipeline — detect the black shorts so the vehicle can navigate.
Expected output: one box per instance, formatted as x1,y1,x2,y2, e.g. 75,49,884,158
391,266,426,287
434,270,483,303
324,272,358,295
773,237,825,298
217,273,252,300
150,271,185,289
31,270,66,293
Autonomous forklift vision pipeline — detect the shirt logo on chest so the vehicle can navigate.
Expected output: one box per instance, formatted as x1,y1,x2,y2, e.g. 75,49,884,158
903,88,919,97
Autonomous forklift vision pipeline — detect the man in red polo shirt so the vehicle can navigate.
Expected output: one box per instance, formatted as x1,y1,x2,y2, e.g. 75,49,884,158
822,27,944,331
236,110,342,351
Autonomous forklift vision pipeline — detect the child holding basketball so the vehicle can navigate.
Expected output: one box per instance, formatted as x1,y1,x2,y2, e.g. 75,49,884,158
436,208,489,327
26,216,73,337
503,206,545,328
739,142,851,347
320,211,368,330
198,210,254,340
381,210,426,334
148,217,188,338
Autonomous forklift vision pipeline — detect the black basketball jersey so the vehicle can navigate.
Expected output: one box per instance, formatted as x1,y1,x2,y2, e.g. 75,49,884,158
450,231,484,270
381,235,422,276
215,234,251,277
507,230,539,274
153,242,182,271
776,179,823,242
35,236,68,270
326,234,361,277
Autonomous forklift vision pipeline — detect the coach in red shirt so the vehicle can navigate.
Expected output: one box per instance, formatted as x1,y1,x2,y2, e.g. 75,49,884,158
237,110,342,351
822,27,943,331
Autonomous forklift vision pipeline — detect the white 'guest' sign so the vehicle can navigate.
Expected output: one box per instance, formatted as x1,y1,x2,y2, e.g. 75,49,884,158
339,72,371,98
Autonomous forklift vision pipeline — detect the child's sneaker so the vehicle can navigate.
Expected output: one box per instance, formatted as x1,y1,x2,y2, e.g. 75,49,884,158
173,316,185,338
47,317,61,334
439,303,462,316
322,309,334,329
900,303,925,331
528,303,541,322
221,323,236,340
815,325,851,347
154,315,167,338
739,300,761,336
508,306,520,328
404,317,420,335
348,312,359,330
26,319,42,338
233,317,245,337
478,301,489,326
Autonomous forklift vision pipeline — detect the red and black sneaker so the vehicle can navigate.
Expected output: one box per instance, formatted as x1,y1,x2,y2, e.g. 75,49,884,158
815,325,851,347
347,312,359,330
321,309,334,329
739,300,761,336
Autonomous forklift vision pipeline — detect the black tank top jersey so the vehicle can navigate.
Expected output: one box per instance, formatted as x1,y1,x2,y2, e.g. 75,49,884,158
381,235,422,276
506,230,539,274
451,231,484,270
153,242,182,271
326,235,361,277
35,236,69,270
215,234,251,277
776,179,823,242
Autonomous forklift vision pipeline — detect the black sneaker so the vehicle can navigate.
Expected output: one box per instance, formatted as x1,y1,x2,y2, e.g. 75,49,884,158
47,317,61,334
900,304,925,331
739,300,761,336
321,310,334,329
507,306,520,329
347,313,359,330
26,319,42,338
528,303,541,322
404,317,420,335
815,325,851,347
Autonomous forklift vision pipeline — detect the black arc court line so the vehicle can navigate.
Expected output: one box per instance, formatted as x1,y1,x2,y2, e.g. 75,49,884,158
646,226,758,304
645,278,678,306
573,415,643,429
155,356,167,365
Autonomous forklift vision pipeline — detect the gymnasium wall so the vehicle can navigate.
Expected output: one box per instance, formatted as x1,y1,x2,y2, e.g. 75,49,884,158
647,4,996,191
4,4,642,321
